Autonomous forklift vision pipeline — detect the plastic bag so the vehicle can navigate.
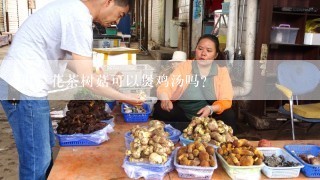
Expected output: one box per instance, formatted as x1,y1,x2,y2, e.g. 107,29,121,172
124,124,181,149
56,119,114,146
122,153,174,180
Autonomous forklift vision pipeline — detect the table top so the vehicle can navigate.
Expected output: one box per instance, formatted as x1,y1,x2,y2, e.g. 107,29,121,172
48,115,320,180
93,34,122,39
93,47,140,55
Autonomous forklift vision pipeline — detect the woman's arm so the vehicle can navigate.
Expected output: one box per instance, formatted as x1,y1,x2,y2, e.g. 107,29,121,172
212,67,233,114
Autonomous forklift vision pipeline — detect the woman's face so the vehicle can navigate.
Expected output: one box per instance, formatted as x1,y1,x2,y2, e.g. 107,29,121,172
195,38,218,67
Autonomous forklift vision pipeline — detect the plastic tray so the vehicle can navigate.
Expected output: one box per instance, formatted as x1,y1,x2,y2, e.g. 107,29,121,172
284,144,320,177
125,124,181,149
217,153,264,180
56,120,114,147
179,134,194,146
121,103,151,123
179,135,218,148
122,153,174,180
258,147,304,178
174,146,218,179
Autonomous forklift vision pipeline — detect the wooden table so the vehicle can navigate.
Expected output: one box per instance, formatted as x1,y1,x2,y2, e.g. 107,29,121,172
48,115,320,180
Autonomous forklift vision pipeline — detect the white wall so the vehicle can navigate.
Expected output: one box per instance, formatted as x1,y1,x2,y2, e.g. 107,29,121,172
165,0,173,47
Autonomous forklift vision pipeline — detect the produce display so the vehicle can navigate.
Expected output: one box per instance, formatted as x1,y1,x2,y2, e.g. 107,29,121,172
299,153,320,165
176,141,216,167
57,100,113,134
125,120,175,164
123,104,146,113
217,139,264,166
264,154,300,167
182,117,237,146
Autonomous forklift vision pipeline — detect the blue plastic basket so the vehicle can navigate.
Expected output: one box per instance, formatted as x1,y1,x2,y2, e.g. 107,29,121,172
56,137,99,146
121,103,151,123
105,100,116,110
56,122,111,147
284,145,320,177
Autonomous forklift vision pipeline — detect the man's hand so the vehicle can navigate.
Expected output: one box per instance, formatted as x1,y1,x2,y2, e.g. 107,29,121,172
161,100,173,112
120,93,144,106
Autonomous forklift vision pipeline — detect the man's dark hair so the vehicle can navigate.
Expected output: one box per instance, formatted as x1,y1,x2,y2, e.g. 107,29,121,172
114,0,130,7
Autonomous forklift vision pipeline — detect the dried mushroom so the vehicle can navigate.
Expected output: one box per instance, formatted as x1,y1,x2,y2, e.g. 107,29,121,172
182,117,237,146
218,139,263,166
264,154,300,167
177,141,216,167
57,100,112,134
126,120,175,164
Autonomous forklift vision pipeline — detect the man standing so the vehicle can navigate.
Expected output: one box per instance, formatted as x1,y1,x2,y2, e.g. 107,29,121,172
0,0,141,179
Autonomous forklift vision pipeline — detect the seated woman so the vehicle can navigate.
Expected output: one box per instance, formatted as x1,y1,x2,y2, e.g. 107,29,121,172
153,34,235,132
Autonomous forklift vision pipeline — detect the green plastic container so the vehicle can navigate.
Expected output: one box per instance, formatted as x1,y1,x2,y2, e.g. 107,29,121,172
105,28,117,35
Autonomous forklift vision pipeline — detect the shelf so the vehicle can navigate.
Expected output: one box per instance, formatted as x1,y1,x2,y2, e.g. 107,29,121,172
269,43,320,47
273,11,320,16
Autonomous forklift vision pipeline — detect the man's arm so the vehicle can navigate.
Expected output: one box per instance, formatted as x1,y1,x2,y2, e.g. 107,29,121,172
67,53,143,105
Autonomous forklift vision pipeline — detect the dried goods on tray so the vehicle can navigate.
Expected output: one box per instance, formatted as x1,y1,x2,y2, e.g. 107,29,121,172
176,141,216,167
299,153,320,165
217,139,264,166
57,100,113,135
181,117,237,146
123,104,146,113
125,120,175,164
264,154,300,167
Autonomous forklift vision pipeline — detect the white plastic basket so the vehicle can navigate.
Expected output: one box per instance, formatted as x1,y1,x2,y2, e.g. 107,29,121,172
174,147,218,179
258,147,304,178
119,87,152,97
105,64,155,88
217,153,264,180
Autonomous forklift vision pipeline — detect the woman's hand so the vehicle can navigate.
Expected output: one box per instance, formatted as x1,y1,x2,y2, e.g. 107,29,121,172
197,106,211,117
161,100,173,112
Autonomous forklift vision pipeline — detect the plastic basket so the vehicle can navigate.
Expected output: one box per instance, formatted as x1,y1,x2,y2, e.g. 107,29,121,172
284,145,320,177
179,134,194,146
174,146,218,179
121,103,151,123
105,28,117,35
122,153,174,180
222,2,230,14
56,121,113,147
125,124,181,149
258,147,304,178
105,64,155,88
105,100,116,110
217,153,264,180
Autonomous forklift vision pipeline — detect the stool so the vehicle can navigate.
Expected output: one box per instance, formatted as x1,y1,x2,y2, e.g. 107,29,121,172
212,9,228,35
121,34,131,47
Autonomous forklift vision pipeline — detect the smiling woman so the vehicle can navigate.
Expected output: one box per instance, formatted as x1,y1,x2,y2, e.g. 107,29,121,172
154,34,236,132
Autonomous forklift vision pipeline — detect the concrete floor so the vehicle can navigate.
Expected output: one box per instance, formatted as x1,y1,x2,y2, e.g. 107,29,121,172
0,43,320,179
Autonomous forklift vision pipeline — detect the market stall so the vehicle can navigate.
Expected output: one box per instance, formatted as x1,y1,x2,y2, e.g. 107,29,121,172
48,114,320,180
